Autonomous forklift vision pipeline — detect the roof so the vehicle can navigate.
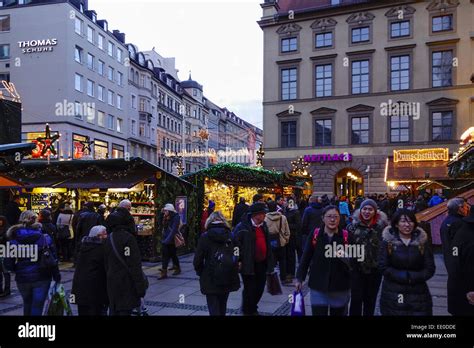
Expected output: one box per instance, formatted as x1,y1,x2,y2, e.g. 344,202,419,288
274,0,372,15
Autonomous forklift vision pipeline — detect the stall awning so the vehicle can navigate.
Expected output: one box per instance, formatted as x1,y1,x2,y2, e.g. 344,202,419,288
385,157,450,182
54,176,147,189
0,175,23,188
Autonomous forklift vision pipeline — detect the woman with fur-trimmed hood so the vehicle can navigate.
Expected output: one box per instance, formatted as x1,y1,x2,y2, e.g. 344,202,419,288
346,199,388,316
378,209,435,316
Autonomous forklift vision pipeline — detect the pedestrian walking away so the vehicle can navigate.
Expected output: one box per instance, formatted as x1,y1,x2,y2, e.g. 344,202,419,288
159,203,181,279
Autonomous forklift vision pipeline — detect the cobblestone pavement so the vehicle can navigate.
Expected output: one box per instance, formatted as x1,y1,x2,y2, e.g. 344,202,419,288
0,253,448,316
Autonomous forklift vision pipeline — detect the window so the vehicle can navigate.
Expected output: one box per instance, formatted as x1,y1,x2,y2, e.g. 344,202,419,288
108,90,114,106
432,14,453,32
75,17,83,35
116,48,122,63
131,120,137,135
351,117,369,144
112,144,124,158
315,64,332,97
315,32,333,48
117,71,123,86
108,42,114,57
140,74,145,87
193,89,197,96
98,34,104,50
116,118,123,133
94,139,108,159
390,115,410,142
390,55,410,91
74,101,82,119
87,53,94,70
117,94,123,109
281,68,297,100
97,111,105,127
0,15,10,31
281,37,297,53
0,72,10,82
75,73,83,92
139,123,145,137
74,46,83,63
0,44,8,60
281,121,297,148
107,114,114,130
315,119,332,146
98,60,104,75
87,26,94,43
351,60,369,94
139,98,146,112
108,66,114,81
432,50,453,87
351,26,370,43
97,85,105,101
87,79,94,97
432,111,452,141
131,95,137,109
390,20,410,38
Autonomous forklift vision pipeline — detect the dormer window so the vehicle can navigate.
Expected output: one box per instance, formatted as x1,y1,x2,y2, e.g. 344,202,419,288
79,3,84,13
92,13,96,22
103,21,108,31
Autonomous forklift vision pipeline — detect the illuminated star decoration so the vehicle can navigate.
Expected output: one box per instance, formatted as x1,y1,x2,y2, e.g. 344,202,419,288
256,143,265,168
35,124,60,157
197,128,209,142
290,156,311,177
79,139,94,155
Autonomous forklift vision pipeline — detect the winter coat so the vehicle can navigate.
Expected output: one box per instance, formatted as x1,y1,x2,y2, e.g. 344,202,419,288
285,208,302,238
265,212,290,248
339,201,351,217
3,223,61,284
105,207,136,236
296,228,352,292
232,203,249,227
301,202,323,237
0,222,9,246
193,222,240,295
232,218,274,276
428,195,443,207
346,209,388,274
104,228,146,312
41,222,57,240
72,236,108,307
379,226,435,316
162,212,180,245
57,211,74,239
5,201,21,226
415,199,428,213
449,220,474,315
76,209,101,243
378,199,390,215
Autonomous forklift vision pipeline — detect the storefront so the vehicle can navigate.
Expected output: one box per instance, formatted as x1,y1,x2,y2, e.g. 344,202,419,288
0,157,196,261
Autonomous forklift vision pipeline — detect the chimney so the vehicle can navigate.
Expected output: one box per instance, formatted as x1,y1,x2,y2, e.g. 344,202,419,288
113,30,126,43
260,0,280,20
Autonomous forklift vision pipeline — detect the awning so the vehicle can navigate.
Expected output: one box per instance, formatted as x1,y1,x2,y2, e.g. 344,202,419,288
54,175,148,189
417,180,450,191
0,175,23,188
385,156,450,182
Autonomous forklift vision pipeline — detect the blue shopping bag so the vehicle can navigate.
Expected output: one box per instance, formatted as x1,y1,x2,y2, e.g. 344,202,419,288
291,290,305,316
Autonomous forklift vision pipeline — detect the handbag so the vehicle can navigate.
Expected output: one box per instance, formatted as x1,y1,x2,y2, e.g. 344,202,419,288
44,282,73,316
290,290,305,316
174,232,185,248
266,271,283,296
110,233,149,291
38,234,58,270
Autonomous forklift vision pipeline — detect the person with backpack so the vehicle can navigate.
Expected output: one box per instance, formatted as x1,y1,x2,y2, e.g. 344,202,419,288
296,205,352,316
0,216,11,297
3,210,61,316
346,199,388,316
193,211,240,316
379,209,435,315
56,203,74,262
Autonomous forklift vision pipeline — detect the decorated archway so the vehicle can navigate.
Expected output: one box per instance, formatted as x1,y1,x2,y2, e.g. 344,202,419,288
334,168,364,199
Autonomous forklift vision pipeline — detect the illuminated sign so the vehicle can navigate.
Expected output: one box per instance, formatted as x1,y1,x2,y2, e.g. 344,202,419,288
304,153,352,164
18,38,58,54
0,81,21,103
393,148,449,162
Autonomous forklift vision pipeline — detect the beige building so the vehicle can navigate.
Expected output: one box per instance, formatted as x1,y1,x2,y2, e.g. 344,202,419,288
259,0,474,197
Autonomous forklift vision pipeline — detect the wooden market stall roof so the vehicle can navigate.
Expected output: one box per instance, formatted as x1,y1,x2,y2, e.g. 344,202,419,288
182,163,309,188
0,175,23,188
0,157,193,189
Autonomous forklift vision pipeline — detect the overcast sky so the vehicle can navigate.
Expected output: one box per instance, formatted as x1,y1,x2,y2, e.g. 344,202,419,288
90,0,264,128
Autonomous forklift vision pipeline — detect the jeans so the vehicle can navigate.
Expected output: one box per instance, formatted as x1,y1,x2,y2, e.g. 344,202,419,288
161,244,180,270
272,247,287,281
349,271,382,316
285,234,297,277
206,293,230,316
241,261,267,315
78,304,108,316
17,280,51,316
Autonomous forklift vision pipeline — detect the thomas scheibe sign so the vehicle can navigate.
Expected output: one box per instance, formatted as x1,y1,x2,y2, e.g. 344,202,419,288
18,38,58,54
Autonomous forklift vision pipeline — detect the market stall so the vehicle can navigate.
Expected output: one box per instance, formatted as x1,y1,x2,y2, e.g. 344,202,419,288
448,127,474,187
0,157,196,261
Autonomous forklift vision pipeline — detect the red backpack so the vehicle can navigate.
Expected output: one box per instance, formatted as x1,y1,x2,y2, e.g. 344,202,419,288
311,228,349,249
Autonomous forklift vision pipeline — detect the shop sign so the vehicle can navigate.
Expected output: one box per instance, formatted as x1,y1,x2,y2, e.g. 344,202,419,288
304,153,352,164
393,148,449,162
18,38,58,54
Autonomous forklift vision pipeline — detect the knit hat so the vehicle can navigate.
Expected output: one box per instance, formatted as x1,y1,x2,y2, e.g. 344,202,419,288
89,225,107,237
360,198,378,210
163,203,177,213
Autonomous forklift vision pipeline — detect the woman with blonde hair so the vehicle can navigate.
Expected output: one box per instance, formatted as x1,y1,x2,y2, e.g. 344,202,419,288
193,211,240,316
4,210,61,316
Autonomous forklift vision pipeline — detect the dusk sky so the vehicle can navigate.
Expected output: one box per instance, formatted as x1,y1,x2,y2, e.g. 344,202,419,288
90,0,264,128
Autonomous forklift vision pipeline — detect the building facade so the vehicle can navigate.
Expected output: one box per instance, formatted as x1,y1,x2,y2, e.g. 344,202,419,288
259,0,474,196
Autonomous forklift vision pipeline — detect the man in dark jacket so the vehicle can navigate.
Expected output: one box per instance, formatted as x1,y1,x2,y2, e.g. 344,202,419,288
232,202,273,316
5,196,21,226
285,198,301,282
104,208,147,316
232,197,249,228
72,225,109,315
440,197,469,315
105,200,136,237
75,202,101,256
159,203,181,279
300,195,323,260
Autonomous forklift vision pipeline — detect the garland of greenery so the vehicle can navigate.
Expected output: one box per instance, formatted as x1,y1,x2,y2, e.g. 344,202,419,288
448,147,474,178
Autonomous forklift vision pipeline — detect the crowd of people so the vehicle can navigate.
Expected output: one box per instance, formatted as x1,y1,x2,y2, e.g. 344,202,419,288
0,189,472,317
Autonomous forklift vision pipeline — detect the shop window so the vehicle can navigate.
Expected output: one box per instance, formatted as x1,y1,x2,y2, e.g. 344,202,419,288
112,144,124,158
73,134,91,159
94,139,108,159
